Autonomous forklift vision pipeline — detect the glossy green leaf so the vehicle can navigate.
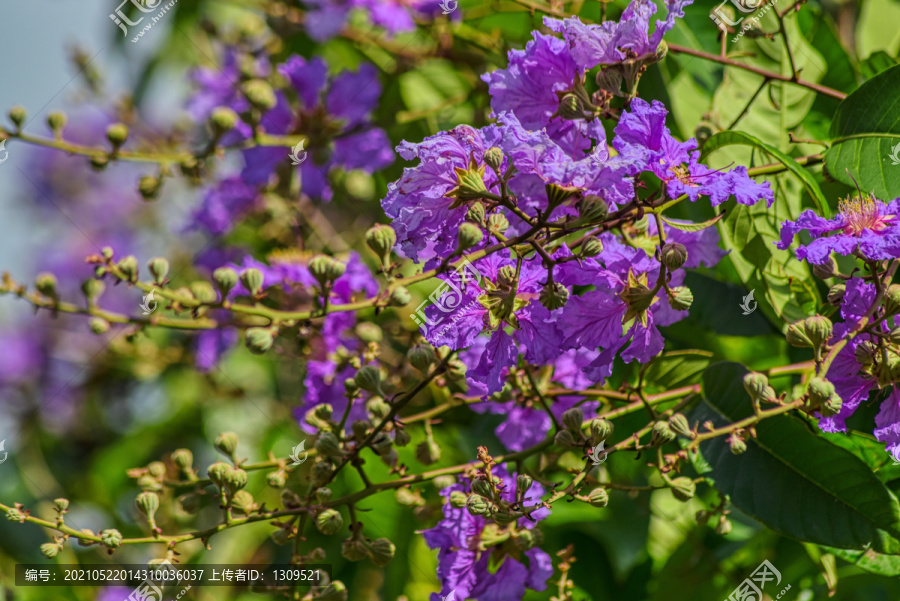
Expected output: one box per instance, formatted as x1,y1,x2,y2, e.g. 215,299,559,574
643,350,713,391
825,64,900,200
692,362,900,549
660,213,725,232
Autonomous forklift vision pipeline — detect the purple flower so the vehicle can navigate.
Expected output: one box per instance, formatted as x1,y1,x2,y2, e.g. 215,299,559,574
776,195,900,264
382,124,505,263
194,324,239,373
296,359,372,435
423,466,553,601
544,0,693,70
613,99,774,207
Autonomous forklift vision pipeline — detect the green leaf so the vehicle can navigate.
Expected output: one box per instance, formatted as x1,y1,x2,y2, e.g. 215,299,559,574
692,362,900,549
825,64,900,200
701,130,829,216
643,350,713,391
659,213,725,232
824,545,900,576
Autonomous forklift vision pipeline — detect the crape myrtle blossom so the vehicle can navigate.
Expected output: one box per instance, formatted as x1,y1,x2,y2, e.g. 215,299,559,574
301,0,452,43
613,99,775,207
776,194,900,264
423,466,553,600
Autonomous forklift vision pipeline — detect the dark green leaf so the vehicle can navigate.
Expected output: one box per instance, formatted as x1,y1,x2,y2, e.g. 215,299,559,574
825,64,900,200
693,362,900,549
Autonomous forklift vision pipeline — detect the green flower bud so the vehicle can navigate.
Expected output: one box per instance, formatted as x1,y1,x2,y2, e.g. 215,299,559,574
516,474,533,495
742,372,770,400
271,527,292,545
660,242,688,271
367,396,391,421
394,429,411,447
190,281,217,304
493,505,521,524
137,475,163,492
314,581,348,601
213,267,238,297
668,286,693,311
540,281,569,310
355,322,382,343
82,279,105,304
342,537,369,561
669,477,696,502
466,202,486,226
309,255,347,288
239,267,264,295
416,439,441,465
245,327,275,354
47,112,67,134
651,420,676,446
315,432,343,457
587,487,609,508
827,283,846,307
513,528,536,551
209,106,239,135
446,358,467,381
389,286,412,306
371,434,393,455
716,515,733,535
206,462,231,487
786,315,833,348
34,273,58,299
554,429,577,449
579,195,608,222
90,153,109,170
9,106,27,128
487,213,510,236
695,510,709,526
590,418,614,442
407,344,434,372
668,413,694,439
105,123,129,147
215,432,239,457
116,255,139,281
557,93,585,120
41,543,60,559
808,377,835,408
365,224,396,264
135,491,159,519
241,79,277,111
855,340,877,366
471,479,494,499
367,537,396,566
811,256,837,280
820,393,843,417
267,471,287,488
54,498,69,513
147,258,169,284
138,175,162,200
729,434,747,455
449,490,469,508
230,490,256,514
311,461,334,487
100,528,123,548
580,236,603,258
6,508,25,522
561,407,584,433
315,508,344,535
224,468,248,493
466,494,492,517
457,222,484,251
351,420,369,440
315,487,333,504
496,265,517,289
355,365,383,395
147,461,166,478
884,284,900,316
483,147,504,171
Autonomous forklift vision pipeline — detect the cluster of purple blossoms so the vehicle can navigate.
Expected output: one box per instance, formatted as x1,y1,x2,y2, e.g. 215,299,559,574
423,466,553,601
779,194,900,460
187,49,393,236
383,0,773,477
